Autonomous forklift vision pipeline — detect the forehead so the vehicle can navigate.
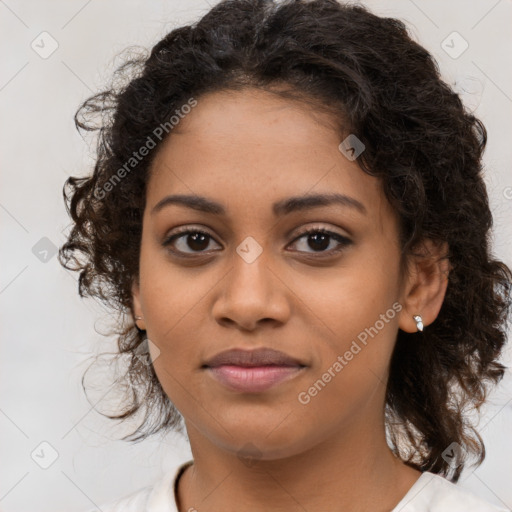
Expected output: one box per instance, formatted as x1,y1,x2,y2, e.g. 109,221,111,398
147,88,393,229
153,87,342,166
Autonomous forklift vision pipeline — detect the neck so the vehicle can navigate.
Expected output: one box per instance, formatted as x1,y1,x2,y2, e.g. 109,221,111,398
177,413,421,512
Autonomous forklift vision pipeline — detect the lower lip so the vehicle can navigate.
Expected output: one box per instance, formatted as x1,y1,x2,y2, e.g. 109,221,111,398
206,365,304,392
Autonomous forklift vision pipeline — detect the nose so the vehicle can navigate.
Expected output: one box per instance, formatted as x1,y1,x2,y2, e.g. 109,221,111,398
212,250,291,332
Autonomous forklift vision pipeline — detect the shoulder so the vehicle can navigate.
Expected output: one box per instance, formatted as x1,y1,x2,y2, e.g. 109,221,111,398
83,486,152,512
81,459,193,512
394,471,510,512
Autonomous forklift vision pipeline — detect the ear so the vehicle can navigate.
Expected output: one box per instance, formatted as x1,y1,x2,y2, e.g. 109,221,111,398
398,239,450,333
131,278,146,330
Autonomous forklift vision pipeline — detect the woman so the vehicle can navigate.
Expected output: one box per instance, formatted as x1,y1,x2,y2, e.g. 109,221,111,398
59,0,512,510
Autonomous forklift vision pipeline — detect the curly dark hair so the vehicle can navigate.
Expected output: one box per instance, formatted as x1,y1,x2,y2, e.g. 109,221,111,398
58,0,512,482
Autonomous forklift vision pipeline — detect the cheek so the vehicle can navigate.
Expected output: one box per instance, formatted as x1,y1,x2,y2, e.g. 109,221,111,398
291,250,401,389
138,251,200,369
294,297,399,436
291,254,399,342
138,239,208,333
141,277,206,362
146,301,209,415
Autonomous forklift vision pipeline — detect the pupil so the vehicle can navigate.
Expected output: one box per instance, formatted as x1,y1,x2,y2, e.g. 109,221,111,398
188,232,209,251
309,233,329,251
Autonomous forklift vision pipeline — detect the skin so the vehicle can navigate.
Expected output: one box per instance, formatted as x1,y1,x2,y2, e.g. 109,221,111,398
131,87,450,512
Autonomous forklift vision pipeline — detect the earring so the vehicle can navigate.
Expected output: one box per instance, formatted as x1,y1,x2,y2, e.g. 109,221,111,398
412,315,423,332
134,315,146,331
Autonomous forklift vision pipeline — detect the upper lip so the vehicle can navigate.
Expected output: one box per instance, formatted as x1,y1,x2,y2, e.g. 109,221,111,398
203,347,305,368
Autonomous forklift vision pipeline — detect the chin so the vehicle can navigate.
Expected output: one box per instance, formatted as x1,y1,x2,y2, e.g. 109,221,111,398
212,425,311,462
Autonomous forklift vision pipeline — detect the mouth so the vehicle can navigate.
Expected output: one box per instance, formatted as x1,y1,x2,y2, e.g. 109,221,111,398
203,347,307,393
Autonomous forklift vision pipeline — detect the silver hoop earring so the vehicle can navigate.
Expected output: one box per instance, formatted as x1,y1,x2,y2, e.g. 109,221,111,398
412,315,423,332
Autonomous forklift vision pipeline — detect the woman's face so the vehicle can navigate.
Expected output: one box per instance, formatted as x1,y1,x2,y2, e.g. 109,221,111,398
132,87,413,460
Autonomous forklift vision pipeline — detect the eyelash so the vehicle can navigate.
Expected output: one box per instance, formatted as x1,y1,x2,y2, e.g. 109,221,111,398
162,226,352,258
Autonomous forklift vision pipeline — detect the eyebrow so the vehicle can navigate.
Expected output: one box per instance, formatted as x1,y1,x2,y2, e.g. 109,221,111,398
151,192,367,217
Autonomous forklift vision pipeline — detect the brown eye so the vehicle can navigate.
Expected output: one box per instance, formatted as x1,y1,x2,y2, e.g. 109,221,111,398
288,228,352,255
163,229,221,255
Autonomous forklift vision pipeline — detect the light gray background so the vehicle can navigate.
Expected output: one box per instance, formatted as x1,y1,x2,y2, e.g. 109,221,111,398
1,0,511,510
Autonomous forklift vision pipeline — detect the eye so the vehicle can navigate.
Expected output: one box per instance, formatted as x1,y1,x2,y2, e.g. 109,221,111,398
162,225,352,258
288,227,352,255
162,227,221,256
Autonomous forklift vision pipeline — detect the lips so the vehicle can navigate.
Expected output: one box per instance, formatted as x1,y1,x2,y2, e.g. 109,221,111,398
203,347,305,368
203,348,306,393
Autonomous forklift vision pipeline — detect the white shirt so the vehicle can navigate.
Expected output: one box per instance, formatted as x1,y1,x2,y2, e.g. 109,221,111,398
85,459,510,512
